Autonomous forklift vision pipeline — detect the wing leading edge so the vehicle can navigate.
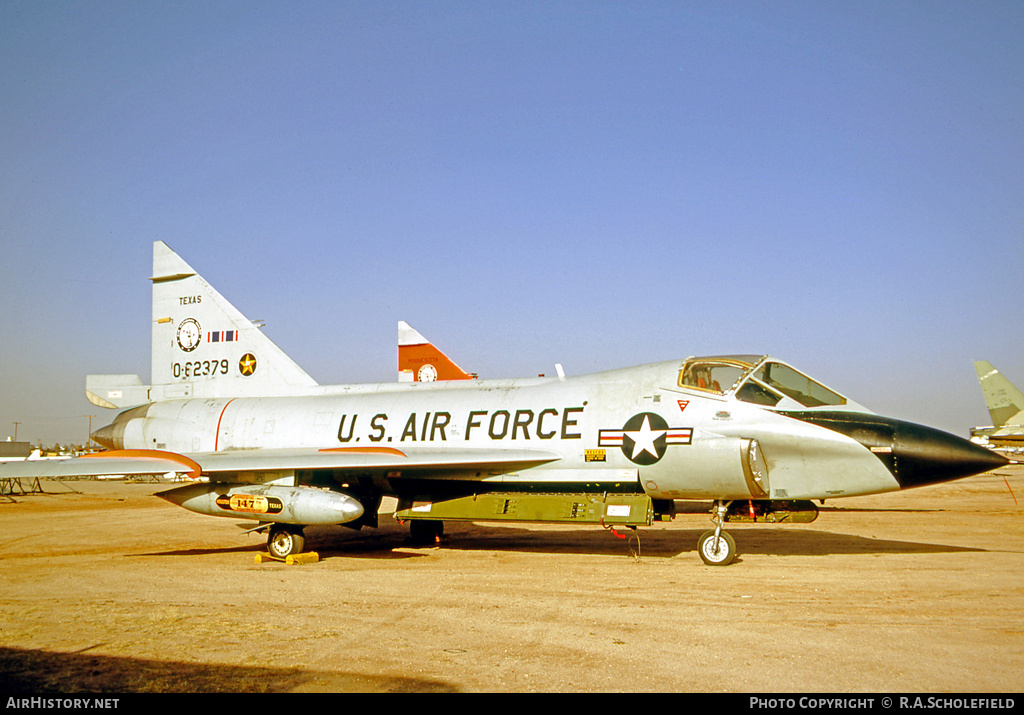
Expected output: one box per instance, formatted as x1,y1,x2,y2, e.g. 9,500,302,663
0,446,562,481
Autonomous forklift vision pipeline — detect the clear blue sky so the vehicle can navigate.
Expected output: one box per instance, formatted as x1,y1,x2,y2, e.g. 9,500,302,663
1,1,1021,445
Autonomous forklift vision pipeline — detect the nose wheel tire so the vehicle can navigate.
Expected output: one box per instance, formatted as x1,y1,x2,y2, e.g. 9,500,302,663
698,529,736,566
267,525,305,559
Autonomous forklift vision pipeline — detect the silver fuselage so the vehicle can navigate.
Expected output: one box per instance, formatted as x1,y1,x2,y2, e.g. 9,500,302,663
97,359,907,501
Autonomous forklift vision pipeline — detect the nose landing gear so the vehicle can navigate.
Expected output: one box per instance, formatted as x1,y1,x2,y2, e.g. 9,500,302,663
698,501,736,565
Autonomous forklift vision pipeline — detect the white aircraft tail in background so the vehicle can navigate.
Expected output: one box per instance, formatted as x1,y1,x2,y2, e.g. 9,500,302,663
971,361,1024,451
975,361,1024,429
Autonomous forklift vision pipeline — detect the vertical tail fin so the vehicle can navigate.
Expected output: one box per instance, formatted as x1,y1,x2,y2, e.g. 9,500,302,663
397,321,475,382
149,241,318,400
974,361,1024,428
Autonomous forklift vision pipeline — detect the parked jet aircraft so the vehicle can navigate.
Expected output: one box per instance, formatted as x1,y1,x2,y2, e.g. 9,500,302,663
971,361,1024,453
0,242,1007,564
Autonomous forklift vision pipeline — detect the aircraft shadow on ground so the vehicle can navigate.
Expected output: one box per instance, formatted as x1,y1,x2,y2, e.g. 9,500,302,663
135,544,266,558
0,645,457,694
135,519,987,562
303,522,988,560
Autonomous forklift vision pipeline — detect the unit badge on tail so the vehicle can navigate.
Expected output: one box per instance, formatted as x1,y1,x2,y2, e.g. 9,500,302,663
176,318,202,352
239,353,258,377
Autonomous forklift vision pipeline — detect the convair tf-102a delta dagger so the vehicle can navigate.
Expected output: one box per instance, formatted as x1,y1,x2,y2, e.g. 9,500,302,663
2,242,1007,565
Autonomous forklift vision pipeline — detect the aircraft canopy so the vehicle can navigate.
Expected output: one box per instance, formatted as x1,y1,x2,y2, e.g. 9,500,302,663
679,355,849,409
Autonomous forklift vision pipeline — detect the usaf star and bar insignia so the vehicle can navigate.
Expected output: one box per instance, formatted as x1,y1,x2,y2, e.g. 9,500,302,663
599,412,692,465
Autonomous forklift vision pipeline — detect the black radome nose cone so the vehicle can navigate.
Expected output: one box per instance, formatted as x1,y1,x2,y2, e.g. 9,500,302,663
781,411,1009,489
892,421,1009,488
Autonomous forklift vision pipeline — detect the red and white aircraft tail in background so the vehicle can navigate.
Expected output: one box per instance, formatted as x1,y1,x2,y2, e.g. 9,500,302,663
397,321,475,382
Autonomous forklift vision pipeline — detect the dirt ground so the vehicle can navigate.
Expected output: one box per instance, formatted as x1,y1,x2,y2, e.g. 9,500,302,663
1,465,1022,693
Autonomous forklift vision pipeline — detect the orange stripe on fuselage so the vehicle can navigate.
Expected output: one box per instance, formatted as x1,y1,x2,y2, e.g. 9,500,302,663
215,398,237,452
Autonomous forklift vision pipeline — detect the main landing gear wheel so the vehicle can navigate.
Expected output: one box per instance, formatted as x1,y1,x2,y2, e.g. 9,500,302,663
409,520,444,545
267,525,305,559
698,529,736,566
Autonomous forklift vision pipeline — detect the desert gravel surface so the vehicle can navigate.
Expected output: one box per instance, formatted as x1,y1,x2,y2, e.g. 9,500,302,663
1,465,1021,693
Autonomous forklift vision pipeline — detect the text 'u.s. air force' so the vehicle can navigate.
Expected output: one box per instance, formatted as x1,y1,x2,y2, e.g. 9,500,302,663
337,407,585,444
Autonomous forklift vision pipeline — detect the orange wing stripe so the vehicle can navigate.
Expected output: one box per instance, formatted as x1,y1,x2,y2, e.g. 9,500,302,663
81,449,202,480
318,447,408,457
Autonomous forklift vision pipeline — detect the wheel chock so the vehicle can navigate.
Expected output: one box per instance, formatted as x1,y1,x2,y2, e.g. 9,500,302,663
255,551,320,565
